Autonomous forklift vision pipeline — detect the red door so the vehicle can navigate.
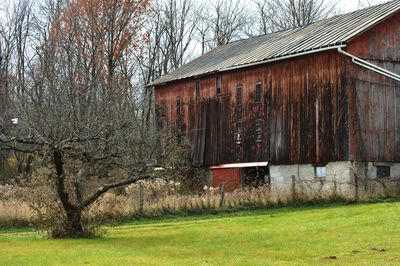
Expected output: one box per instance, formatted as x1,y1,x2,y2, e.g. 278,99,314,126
211,168,240,192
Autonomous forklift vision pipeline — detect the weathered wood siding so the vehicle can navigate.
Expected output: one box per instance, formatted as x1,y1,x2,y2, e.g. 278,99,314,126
155,50,350,165
347,12,400,162
154,13,400,166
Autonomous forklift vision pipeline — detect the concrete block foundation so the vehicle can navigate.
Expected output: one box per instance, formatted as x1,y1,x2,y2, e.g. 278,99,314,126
208,161,400,197
269,161,400,197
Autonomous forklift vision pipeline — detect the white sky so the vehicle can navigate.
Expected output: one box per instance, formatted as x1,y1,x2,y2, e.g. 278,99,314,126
0,0,393,13
341,0,390,11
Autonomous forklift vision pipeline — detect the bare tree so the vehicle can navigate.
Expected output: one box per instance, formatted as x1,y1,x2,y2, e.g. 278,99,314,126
162,0,198,71
358,0,378,8
137,0,199,84
251,0,275,35
195,4,212,55
202,0,249,48
0,1,16,113
194,0,249,53
252,0,338,34
0,0,178,238
13,0,33,96
0,0,35,179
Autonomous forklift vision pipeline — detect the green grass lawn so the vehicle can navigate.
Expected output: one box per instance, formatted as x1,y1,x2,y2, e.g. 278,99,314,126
1,202,400,265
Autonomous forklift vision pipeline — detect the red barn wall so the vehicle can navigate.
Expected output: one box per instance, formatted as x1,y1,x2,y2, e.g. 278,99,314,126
211,168,241,191
155,50,350,166
347,12,400,162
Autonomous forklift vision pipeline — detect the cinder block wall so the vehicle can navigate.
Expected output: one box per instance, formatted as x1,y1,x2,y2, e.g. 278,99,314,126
269,161,400,197
269,161,354,196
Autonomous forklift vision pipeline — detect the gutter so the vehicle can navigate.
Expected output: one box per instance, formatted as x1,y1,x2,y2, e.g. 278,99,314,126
338,47,400,82
220,44,347,72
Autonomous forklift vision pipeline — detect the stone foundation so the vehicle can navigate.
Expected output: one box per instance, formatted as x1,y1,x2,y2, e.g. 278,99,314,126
269,161,353,196
269,161,400,197
207,161,400,197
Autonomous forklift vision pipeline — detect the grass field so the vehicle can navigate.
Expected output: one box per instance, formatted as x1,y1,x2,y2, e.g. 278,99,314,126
1,202,400,265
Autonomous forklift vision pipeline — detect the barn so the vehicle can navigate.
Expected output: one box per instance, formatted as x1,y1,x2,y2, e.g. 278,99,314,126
149,1,400,193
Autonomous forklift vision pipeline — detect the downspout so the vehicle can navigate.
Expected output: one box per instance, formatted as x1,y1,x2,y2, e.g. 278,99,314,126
338,47,400,82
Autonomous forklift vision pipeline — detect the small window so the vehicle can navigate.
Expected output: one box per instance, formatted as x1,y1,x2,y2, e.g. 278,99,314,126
255,82,262,103
236,86,242,106
255,119,263,141
176,97,182,116
377,165,390,178
216,75,221,96
195,80,200,100
159,100,167,117
236,110,242,131
236,121,242,134
315,166,326,178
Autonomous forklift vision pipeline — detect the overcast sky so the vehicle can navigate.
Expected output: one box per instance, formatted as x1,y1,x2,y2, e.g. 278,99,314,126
0,0,393,13
341,0,390,11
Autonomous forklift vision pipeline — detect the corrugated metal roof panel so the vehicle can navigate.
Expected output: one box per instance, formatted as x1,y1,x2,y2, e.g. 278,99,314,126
149,0,400,86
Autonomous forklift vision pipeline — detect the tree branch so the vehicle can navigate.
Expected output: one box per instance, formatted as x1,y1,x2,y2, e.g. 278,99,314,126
80,174,151,208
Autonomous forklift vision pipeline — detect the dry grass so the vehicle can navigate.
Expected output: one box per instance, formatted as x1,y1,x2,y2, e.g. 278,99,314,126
0,176,392,228
0,185,35,227
0,200,34,226
86,180,350,223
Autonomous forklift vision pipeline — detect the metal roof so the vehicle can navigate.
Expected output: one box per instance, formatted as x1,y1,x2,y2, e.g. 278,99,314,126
149,0,400,86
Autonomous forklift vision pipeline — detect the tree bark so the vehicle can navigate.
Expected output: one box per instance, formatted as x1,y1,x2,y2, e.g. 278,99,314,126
65,208,84,237
53,149,85,237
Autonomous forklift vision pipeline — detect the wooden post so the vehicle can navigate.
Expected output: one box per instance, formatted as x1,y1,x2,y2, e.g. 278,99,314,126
354,174,359,201
291,175,296,201
266,175,271,193
138,183,144,215
219,182,226,208
333,179,337,196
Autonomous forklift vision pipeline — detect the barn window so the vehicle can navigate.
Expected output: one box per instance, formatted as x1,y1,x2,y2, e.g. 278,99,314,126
236,119,242,133
195,80,200,100
255,119,263,141
236,110,242,131
159,100,167,117
176,97,182,116
314,166,326,178
255,82,262,103
236,86,242,106
376,165,390,178
216,75,221,96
